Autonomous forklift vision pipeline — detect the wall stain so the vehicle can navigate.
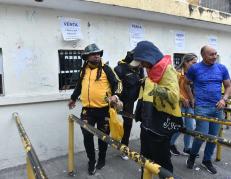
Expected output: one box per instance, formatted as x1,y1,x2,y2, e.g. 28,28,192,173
25,9,37,22
206,9,214,14
198,7,204,15
219,12,231,19
188,4,194,16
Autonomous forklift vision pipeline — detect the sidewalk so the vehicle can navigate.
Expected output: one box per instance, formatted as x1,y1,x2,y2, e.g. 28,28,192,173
0,128,230,179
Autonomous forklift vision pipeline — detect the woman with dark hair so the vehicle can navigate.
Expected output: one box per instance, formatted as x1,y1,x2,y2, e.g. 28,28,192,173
170,53,197,156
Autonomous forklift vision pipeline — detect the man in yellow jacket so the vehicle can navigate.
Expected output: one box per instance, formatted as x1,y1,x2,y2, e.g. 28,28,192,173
133,41,183,175
68,43,122,175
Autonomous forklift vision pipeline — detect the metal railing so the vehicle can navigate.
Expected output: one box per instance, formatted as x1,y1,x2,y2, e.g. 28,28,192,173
119,111,231,127
118,111,231,147
200,0,231,13
182,111,231,126
67,114,180,179
13,113,48,179
216,104,231,161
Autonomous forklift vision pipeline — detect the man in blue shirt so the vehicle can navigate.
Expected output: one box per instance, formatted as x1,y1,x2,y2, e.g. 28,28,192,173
186,45,231,174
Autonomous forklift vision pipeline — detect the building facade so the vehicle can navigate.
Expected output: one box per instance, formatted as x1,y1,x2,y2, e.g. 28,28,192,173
0,0,231,170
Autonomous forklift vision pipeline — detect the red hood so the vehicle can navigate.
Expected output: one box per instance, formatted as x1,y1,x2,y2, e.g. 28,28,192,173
147,55,172,83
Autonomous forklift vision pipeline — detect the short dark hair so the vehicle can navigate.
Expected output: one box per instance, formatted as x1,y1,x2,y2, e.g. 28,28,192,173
200,45,208,56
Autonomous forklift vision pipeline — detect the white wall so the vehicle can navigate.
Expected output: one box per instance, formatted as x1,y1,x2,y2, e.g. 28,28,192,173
0,3,231,169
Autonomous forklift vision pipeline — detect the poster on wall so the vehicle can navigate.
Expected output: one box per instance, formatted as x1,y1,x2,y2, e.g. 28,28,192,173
175,31,185,51
60,17,83,41
129,23,144,48
208,36,217,49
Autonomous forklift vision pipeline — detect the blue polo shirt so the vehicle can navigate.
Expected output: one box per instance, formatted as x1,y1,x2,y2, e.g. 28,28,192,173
186,62,230,107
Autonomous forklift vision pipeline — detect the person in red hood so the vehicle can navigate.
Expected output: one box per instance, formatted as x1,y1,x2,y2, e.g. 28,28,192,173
133,41,183,176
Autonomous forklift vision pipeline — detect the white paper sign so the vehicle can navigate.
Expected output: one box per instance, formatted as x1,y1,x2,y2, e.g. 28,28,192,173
129,23,144,48
175,31,185,51
60,17,82,41
208,36,217,49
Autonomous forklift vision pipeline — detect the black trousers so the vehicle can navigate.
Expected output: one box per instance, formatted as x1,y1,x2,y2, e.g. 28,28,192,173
140,127,173,178
80,107,110,162
121,102,134,146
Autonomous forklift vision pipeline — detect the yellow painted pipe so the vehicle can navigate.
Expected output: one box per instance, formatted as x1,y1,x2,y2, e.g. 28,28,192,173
13,113,48,179
71,114,178,179
182,112,231,126
226,102,231,129
143,167,153,179
26,157,36,179
68,115,75,176
119,111,231,126
216,125,223,161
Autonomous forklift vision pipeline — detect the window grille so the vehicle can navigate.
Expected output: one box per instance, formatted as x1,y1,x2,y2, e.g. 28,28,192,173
173,53,186,68
58,49,83,90
0,48,3,95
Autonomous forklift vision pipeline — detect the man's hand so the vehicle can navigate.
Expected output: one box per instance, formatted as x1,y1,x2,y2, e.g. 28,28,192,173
182,99,190,108
190,99,195,108
107,95,123,111
68,99,76,109
216,99,226,109
107,95,119,104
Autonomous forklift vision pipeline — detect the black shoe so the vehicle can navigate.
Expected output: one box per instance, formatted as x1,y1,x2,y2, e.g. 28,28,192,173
183,148,190,155
186,155,196,169
201,160,217,174
183,148,199,158
88,161,96,175
96,159,105,170
170,145,180,156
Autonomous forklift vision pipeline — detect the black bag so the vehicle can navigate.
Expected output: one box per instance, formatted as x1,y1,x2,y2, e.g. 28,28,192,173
136,100,183,136
135,99,143,122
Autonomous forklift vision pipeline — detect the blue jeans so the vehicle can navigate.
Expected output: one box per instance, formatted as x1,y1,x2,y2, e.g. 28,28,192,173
190,106,222,161
170,107,195,149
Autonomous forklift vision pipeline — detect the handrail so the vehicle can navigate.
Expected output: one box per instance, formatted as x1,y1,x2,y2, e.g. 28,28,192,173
119,111,231,126
181,112,231,126
13,112,48,179
68,114,181,179
224,107,231,112
179,128,231,147
118,111,231,147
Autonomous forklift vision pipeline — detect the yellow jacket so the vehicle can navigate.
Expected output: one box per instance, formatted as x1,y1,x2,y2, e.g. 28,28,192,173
71,63,122,108
140,65,181,117
81,67,111,107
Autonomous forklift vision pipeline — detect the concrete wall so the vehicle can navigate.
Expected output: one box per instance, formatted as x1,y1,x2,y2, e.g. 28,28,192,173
1,3,231,169
188,0,200,5
86,0,231,25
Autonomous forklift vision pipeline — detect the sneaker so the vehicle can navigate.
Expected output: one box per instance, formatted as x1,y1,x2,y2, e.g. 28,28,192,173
170,145,180,156
201,160,217,174
96,159,105,170
186,155,196,169
183,148,200,158
121,153,129,160
88,161,96,175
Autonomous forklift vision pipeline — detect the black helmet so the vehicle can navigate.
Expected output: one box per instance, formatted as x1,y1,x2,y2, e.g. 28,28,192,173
82,43,103,60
